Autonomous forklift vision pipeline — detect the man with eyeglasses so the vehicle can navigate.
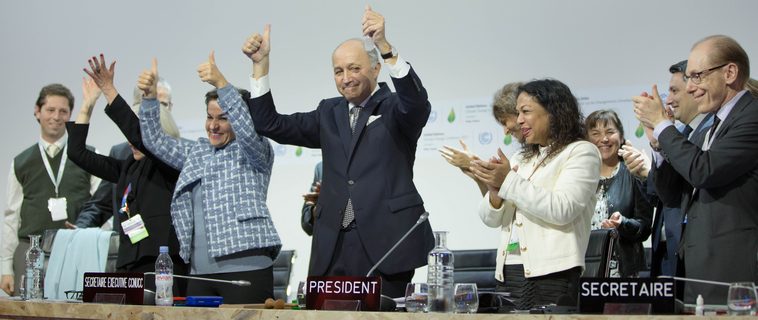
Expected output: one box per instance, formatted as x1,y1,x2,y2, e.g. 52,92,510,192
633,35,758,305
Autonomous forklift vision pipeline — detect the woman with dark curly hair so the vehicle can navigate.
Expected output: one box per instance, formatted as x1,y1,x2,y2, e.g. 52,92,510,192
586,110,652,277
471,79,600,308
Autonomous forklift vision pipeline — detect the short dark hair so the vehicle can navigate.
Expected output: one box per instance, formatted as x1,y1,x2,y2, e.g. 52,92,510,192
35,84,74,111
205,88,251,106
517,79,586,162
669,60,688,82
694,35,750,87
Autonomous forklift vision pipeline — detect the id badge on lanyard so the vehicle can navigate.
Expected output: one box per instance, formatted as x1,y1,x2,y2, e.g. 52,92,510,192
39,143,68,221
119,183,149,244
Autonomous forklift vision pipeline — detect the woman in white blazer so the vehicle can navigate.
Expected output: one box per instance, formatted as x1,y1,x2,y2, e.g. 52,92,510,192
471,79,601,308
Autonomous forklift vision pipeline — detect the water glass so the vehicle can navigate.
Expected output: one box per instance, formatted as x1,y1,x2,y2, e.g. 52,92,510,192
297,281,307,309
727,282,757,316
18,274,25,299
454,283,479,313
404,283,430,313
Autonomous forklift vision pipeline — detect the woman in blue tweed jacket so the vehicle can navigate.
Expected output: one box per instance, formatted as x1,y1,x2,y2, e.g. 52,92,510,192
138,53,281,303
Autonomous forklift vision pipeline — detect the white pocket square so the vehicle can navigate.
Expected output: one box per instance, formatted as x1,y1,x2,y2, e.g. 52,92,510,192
367,115,382,125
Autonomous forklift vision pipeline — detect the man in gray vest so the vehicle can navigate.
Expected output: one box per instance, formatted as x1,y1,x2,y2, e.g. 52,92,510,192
1,83,101,296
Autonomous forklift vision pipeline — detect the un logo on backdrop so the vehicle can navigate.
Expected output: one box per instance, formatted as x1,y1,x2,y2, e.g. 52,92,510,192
427,110,437,124
479,131,493,145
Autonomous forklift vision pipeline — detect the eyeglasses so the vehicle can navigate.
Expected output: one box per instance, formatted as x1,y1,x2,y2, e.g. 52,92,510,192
684,63,728,84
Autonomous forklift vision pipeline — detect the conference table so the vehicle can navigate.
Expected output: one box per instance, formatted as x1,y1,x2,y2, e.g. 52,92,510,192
0,299,730,319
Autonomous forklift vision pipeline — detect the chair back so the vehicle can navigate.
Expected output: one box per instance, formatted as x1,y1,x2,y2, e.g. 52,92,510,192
272,250,296,300
583,229,617,278
452,249,498,292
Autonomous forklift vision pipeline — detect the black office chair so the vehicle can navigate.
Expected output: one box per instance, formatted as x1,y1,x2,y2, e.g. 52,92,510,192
583,229,617,278
452,249,498,292
272,250,296,301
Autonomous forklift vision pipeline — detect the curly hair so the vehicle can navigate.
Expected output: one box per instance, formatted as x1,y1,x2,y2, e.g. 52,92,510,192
517,79,586,162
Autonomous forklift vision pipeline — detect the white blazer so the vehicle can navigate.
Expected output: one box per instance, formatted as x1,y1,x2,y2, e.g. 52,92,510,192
479,140,600,281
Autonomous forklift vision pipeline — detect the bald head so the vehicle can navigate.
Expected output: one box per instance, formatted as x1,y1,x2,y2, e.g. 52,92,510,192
331,39,382,104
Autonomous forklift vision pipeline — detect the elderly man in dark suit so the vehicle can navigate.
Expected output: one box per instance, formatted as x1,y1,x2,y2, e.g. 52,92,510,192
633,35,758,304
242,6,434,298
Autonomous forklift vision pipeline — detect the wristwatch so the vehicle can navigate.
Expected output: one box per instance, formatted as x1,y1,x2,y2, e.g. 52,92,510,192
649,142,662,152
381,46,397,60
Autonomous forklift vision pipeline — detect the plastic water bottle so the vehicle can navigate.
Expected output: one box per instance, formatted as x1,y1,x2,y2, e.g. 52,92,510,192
24,234,44,300
427,231,454,313
154,246,173,306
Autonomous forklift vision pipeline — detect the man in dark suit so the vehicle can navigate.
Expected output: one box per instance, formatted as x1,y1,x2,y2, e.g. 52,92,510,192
242,6,434,298
634,35,758,304
644,60,713,279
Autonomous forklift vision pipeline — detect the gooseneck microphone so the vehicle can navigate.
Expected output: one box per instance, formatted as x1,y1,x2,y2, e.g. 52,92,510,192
656,275,731,287
144,272,251,286
366,211,430,277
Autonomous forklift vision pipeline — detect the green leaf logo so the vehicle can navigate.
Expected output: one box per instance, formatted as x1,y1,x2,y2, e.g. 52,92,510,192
503,134,512,146
447,108,456,123
295,147,303,157
635,123,644,138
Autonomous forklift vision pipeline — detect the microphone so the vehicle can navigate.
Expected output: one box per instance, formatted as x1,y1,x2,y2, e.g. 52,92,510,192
144,272,251,286
656,275,731,287
366,211,430,277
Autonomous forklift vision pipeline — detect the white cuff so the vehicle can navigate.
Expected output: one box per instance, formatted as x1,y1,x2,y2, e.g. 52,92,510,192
249,74,271,98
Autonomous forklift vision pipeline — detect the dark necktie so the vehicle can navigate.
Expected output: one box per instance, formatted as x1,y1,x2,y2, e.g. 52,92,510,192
708,115,721,141
343,105,362,228
681,125,693,138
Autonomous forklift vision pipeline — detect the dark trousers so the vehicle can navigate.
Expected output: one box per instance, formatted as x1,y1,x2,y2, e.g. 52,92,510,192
324,223,414,298
118,255,188,297
499,264,581,309
186,266,273,304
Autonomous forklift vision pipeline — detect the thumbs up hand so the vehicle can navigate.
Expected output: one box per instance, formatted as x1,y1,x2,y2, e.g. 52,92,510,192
242,24,271,64
197,51,228,88
137,58,159,99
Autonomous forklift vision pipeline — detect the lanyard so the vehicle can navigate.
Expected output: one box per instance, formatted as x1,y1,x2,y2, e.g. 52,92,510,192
120,183,132,218
37,142,67,197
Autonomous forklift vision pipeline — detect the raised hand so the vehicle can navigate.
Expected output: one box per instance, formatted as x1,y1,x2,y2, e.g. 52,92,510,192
632,85,667,129
242,24,271,63
83,53,117,103
75,77,101,124
361,5,391,53
197,51,228,88
137,58,159,99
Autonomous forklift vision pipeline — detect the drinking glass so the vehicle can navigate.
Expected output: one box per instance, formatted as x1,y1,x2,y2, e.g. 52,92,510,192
454,283,479,313
296,281,307,309
18,274,25,299
727,282,757,316
404,283,430,313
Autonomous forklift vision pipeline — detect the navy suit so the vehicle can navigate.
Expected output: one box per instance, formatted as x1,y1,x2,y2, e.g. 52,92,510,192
654,92,758,304
250,66,435,293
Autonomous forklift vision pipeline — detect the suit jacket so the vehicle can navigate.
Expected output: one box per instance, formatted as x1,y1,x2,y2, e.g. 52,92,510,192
301,161,322,236
648,114,713,278
654,93,758,304
66,94,182,269
250,66,435,276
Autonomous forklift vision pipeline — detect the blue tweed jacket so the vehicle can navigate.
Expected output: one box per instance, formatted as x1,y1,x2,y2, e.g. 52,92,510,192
140,85,280,263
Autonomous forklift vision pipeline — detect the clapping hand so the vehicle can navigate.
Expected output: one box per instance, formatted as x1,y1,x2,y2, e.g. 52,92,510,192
137,58,159,99
439,139,481,176
632,85,668,129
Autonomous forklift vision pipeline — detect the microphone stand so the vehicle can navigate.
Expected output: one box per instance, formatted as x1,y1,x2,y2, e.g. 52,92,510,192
656,275,731,287
144,272,252,286
366,212,430,277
